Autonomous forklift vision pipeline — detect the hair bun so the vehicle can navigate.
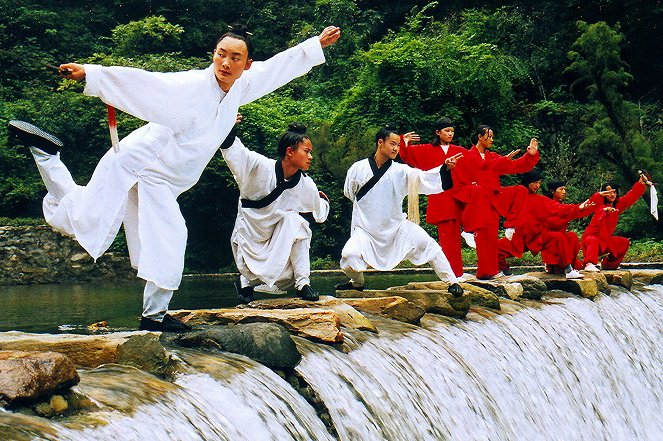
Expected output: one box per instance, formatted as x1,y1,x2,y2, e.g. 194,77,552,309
288,122,307,134
228,23,253,37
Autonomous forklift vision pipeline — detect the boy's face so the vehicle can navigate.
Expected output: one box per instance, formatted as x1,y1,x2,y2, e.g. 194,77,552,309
377,133,401,160
528,180,542,193
213,37,253,91
287,138,313,171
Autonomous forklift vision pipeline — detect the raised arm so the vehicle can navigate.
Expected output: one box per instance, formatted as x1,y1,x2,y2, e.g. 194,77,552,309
239,26,340,105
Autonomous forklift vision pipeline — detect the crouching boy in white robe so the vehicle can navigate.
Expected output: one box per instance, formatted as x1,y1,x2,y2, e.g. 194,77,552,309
221,120,330,303
336,126,464,296
8,25,341,332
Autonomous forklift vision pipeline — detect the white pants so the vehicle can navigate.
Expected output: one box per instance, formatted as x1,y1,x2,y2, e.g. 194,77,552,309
239,238,311,291
31,148,175,321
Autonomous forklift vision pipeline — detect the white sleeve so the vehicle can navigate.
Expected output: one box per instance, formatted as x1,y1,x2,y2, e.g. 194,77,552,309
220,137,266,185
343,164,359,201
313,197,330,223
84,64,208,131
408,165,444,195
240,36,325,105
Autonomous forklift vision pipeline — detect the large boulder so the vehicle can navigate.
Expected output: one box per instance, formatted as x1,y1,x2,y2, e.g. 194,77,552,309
525,272,603,299
170,308,343,344
386,280,500,310
0,351,79,405
600,270,633,290
503,275,547,299
242,297,377,333
116,333,175,378
175,323,302,368
0,332,169,371
342,297,426,324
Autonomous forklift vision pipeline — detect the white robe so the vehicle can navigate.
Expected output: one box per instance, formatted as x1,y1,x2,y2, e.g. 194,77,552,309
342,158,446,270
223,138,329,289
41,36,325,290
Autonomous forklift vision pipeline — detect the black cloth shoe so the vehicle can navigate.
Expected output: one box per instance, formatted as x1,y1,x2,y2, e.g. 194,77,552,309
235,277,255,304
334,281,364,291
448,283,464,297
139,314,191,333
8,120,64,155
296,285,319,301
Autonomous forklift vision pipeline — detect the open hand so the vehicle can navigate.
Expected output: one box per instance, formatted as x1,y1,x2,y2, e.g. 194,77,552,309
579,199,595,210
526,138,538,155
402,131,420,147
604,206,619,213
505,149,521,159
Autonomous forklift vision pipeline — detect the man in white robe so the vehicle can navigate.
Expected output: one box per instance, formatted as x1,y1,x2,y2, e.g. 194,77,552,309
220,121,329,302
8,26,341,332
336,126,464,296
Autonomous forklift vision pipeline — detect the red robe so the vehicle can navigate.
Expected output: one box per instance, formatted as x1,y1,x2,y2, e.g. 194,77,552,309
453,146,539,278
498,189,586,272
398,140,467,276
581,181,646,269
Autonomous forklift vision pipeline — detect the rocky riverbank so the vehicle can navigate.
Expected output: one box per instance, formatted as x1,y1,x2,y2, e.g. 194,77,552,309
1,268,662,430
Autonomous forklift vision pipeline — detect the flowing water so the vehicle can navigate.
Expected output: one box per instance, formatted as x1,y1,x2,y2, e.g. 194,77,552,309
1,283,662,440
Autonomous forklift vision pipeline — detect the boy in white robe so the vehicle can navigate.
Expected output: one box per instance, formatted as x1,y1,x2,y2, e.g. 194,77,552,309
336,126,464,296
8,25,341,332
220,120,329,303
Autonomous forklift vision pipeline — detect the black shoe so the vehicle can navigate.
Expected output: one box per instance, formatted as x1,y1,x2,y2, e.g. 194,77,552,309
139,314,191,333
448,283,464,297
296,285,319,301
8,120,64,155
235,277,255,304
502,268,513,276
334,281,364,291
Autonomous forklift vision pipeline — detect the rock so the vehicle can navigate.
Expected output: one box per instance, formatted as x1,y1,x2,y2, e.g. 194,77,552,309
170,308,343,344
116,333,175,378
0,331,167,370
337,287,470,318
580,272,611,294
176,323,301,368
49,395,68,413
504,275,547,299
465,279,523,301
525,272,602,299
629,269,663,285
342,297,426,324
0,351,79,405
385,280,500,310
601,269,633,290
243,297,377,333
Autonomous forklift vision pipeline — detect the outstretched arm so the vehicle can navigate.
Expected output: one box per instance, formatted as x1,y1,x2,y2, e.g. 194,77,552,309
239,26,340,105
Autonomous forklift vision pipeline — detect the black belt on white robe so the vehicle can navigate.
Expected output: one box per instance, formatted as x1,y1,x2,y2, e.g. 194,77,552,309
240,160,303,209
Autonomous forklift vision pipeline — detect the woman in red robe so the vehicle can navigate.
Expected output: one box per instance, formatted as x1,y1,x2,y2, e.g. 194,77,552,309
581,175,649,271
398,117,467,278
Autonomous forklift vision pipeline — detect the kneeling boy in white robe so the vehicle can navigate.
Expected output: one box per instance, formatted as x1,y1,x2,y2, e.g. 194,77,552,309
221,121,330,303
336,126,464,296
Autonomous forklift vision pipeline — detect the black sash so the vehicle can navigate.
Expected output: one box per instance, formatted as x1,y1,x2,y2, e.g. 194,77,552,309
240,160,303,209
356,157,392,202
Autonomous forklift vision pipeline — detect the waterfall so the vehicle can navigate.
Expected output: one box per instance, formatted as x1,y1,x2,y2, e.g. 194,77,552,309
2,285,662,440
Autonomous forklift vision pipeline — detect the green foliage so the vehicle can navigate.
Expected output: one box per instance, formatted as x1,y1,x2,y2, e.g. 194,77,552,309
111,16,184,56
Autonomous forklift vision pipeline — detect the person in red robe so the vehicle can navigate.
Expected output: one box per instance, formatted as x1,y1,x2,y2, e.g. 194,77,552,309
398,117,468,278
453,125,539,279
581,175,650,271
542,180,596,272
497,170,591,278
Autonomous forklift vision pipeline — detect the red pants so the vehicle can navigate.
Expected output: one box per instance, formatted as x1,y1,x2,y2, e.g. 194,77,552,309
437,219,464,277
582,234,629,269
498,230,577,274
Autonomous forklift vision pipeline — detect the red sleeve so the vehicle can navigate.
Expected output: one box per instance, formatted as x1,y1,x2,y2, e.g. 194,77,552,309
490,150,540,175
398,139,430,170
616,181,647,211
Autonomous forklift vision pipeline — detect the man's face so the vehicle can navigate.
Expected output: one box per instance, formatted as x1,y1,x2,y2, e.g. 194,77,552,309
528,180,542,193
377,133,401,160
553,186,566,201
604,185,618,203
213,37,252,91
436,127,454,145
287,138,313,171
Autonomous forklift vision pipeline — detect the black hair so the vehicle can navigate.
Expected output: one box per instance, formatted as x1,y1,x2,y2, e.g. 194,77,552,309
474,124,492,143
520,168,543,186
215,23,254,59
375,125,399,146
601,182,620,205
431,117,455,146
278,123,309,158
546,179,566,197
